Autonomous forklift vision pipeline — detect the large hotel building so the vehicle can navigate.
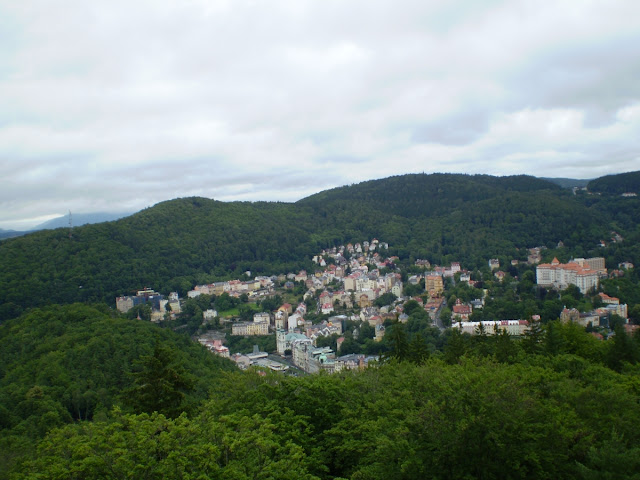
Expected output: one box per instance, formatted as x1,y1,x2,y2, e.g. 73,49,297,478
536,257,604,294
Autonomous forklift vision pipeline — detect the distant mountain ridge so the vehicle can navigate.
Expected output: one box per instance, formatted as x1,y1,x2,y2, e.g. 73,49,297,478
34,212,134,230
539,177,592,188
0,212,134,240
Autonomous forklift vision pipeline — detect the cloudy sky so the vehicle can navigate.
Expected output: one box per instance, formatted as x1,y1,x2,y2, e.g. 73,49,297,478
1,0,639,230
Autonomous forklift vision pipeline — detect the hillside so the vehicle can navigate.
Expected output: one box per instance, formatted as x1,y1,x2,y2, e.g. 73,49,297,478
0,172,637,321
0,199,318,320
298,173,606,262
0,303,235,474
588,170,640,195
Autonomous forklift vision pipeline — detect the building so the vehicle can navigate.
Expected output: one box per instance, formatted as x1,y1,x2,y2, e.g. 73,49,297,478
198,338,230,358
253,312,271,324
453,320,529,336
335,354,379,372
116,288,164,313
572,257,606,274
291,339,336,374
276,330,308,355
425,274,444,296
452,299,472,321
536,257,600,294
231,321,270,336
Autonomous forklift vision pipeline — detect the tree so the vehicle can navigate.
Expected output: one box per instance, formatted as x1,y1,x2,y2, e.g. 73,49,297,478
522,318,544,355
375,292,397,308
443,329,467,364
472,322,493,357
494,329,518,364
407,333,430,364
384,322,409,362
607,326,640,372
124,342,195,417
544,321,564,356
440,307,452,327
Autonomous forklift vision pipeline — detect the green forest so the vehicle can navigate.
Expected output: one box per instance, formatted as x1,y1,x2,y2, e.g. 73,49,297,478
1,172,640,478
2,303,640,479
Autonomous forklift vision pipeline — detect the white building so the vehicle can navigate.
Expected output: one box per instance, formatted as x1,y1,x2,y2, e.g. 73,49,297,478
536,257,600,294
452,320,529,336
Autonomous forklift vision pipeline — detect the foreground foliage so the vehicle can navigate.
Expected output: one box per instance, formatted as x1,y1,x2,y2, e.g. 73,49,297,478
11,358,640,479
0,304,234,476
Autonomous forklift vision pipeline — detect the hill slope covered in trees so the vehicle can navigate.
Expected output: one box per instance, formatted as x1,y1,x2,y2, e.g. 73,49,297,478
0,303,235,474
0,172,638,321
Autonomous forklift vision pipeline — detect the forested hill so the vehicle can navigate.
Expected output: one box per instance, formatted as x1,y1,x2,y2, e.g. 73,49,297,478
0,303,235,474
587,170,640,195
0,172,637,321
0,199,318,320
296,173,605,261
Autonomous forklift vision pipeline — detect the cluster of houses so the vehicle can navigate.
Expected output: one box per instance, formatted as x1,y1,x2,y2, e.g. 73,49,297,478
560,292,629,327
116,240,635,374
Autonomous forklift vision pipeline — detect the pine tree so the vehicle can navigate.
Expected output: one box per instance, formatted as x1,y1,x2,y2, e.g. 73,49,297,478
124,341,195,417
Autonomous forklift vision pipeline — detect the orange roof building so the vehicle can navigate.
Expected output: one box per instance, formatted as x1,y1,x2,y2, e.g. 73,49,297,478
536,258,600,294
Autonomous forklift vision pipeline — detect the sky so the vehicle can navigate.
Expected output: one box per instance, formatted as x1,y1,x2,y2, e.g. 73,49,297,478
1,0,639,230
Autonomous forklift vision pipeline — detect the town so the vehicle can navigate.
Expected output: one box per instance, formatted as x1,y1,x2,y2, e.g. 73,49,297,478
115,239,634,375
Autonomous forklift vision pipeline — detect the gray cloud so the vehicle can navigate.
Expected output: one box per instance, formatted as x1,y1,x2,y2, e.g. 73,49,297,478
0,0,639,230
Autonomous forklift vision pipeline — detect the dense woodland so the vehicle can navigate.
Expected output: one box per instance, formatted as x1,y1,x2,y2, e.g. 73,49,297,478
1,171,640,478
2,303,640,479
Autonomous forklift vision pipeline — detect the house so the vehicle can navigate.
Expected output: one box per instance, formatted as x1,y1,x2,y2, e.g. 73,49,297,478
230,354,252,370
360,306,380,324
489,259,500,270
305,320,343,345
292,339,335,373
359,294,372,308
198,338,230,358
278,303,293,314
598,292,619,305
494,270,507,282
452,299,472,321
321,303,334,315
560,308,580,323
